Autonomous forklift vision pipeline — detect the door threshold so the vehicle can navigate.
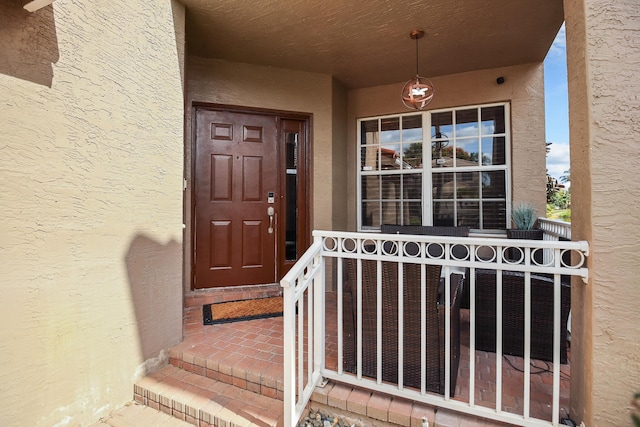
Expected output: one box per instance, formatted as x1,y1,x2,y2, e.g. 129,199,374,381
185,283,282,308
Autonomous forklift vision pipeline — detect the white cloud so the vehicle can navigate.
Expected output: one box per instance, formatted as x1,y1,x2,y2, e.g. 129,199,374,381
546,142,570,181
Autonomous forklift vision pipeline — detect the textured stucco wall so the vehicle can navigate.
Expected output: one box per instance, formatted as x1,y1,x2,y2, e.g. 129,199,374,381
346,63,547,230
565,0,640,425
332,78,349,231
184,57,341,289
0,1,185,426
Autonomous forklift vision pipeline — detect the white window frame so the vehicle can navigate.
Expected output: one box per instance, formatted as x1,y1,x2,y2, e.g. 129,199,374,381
357,102,511,232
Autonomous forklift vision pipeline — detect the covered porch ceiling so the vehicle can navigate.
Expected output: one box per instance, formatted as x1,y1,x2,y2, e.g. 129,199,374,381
181,0,564,89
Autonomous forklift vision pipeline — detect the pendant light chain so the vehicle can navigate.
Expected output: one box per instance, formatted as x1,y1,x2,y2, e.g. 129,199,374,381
415,35,420,76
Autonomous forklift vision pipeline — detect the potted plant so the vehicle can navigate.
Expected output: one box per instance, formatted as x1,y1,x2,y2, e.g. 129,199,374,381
507,202,544,263
507,202,544,240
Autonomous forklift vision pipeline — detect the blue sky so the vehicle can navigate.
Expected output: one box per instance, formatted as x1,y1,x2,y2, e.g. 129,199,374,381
544,23,570,183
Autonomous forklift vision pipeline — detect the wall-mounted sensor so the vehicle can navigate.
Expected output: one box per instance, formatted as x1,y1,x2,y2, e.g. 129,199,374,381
497,76,505,85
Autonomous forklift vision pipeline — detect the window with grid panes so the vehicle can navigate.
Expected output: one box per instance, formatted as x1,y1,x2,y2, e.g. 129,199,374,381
358,103,509,231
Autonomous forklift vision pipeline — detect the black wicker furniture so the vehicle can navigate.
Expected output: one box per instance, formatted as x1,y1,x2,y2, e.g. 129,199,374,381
469,269,571,364
341,257,463,396
381,225,473,308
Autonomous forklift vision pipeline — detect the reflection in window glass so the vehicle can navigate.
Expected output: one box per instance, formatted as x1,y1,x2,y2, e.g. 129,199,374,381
482,171,506,198
455,109,479,137
429,104,508,229
361,120,378,145
433,201,454,227
481,136,506,165
381,201,402,225
404,201,422,225
362,175,380,199
481,106,505,134
456,138,479,167
361,146,379,171
402,115,422,141
432,138,453,168
403,174,422,200
457,201,480,228
359,103,509,231
381,117,400,143
362,202,380,227
455,172,479,198
285,132,298,261
403,142,422,168
483,201,506,229
359,112,425,228
381,175,401,199
379,146,401,170
432,172,454,199
432,111,453,138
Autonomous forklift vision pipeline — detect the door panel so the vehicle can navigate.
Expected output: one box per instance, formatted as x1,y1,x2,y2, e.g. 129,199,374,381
194,109,277,288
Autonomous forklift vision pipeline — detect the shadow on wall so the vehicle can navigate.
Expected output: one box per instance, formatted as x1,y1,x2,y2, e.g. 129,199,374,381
125,234,183,361
0,0,58,87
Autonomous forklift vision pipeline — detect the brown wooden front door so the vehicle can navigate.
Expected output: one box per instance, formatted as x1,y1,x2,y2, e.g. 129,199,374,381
194,109,278,288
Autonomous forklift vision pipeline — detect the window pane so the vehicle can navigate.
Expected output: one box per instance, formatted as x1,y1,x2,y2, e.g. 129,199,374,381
381,175,401,200
361,175,380,200
402,115,422,142
433,201,454,226
455,109,478,137
403,173,422,200
432,138,453,168
286,132,297,169
362,201,380,227
481,106,505,134
481,136,506,166
457,201,480,228
285,173,297,261
432,172,454,199
456,172,479,198
381,201,402,225
482,201,507,229
380,145,401,170
381,117,400,143
456,138,479,167
361,146,379,171
361,120,378,145
482,171,506,198
359,104,508,232
404,201,422,225
431,111,453,139
402,142,422,168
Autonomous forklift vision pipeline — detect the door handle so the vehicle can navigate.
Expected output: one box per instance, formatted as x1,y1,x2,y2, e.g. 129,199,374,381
267,207,274,234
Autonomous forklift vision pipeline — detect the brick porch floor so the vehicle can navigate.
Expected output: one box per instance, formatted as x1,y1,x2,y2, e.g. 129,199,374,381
164,286,570,426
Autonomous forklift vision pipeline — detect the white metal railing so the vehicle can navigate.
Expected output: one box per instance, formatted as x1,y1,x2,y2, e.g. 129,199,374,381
281,230,588,427
539,217,572,241
538,218,572,265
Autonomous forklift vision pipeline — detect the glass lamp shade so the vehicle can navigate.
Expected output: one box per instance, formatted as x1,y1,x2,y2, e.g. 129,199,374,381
401,75,435,110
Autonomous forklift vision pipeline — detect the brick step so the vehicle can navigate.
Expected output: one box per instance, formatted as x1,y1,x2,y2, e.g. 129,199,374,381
170,319,285,401
89,401,193,427
309,380,498,427
134,364,283,427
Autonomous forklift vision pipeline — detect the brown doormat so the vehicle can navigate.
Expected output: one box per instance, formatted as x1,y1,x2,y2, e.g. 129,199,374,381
203,296,283,325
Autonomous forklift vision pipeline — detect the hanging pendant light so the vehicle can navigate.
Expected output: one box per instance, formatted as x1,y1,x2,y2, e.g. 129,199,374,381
401,30,435,111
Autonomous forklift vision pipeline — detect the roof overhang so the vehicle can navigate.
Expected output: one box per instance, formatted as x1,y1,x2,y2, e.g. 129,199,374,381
180,0,564,89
